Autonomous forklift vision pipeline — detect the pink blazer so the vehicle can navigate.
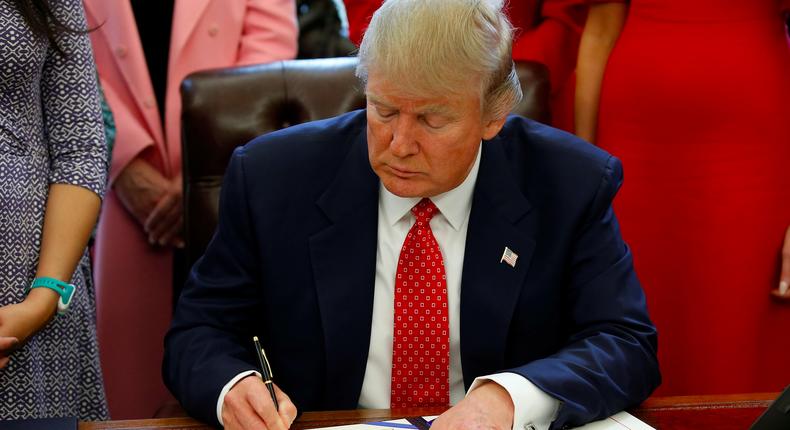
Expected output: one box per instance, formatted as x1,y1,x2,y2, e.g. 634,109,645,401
87,0,298,181
84,0,297,419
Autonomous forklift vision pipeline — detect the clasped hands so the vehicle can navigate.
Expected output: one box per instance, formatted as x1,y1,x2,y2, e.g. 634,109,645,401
222,376,514,430
114,156,184,248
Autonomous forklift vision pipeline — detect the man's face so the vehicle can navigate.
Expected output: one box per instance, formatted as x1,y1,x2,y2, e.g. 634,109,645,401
365,72,506,198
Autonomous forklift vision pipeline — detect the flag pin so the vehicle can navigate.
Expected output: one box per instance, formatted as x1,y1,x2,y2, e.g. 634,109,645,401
500,247,518,268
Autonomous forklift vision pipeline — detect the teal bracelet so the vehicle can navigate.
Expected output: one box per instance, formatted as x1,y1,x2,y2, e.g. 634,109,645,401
28,277,75,315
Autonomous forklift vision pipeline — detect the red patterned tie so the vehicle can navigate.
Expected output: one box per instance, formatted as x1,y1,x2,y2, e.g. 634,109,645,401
391,198,450,408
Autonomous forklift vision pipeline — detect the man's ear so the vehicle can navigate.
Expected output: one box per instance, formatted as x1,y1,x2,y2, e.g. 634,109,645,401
482,115,507,140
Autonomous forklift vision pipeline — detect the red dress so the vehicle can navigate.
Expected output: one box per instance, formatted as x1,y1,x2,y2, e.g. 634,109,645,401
596,0,790,395
509,0,586,132
343,0,379,47
342,0,586,132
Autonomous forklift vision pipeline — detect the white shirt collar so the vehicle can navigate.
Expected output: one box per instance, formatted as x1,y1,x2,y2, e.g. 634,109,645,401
380,143,481,231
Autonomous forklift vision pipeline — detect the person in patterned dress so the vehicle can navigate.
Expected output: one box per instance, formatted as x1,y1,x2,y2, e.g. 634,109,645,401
0,0,109,421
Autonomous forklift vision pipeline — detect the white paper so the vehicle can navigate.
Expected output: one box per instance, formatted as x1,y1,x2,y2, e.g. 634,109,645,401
308,412,654,430
316,418,412,429
572,411,655,430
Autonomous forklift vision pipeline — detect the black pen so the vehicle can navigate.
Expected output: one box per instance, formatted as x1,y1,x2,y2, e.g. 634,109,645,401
253,336,279,411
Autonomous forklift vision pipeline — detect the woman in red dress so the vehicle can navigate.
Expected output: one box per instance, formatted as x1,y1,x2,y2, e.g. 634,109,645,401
576,0,790,395
343,0,587,132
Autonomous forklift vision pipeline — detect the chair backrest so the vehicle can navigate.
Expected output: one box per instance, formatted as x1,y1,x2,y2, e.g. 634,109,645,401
180,57,550,269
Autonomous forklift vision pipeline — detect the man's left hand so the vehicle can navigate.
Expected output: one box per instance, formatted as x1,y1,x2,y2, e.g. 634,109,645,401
431,381,514,430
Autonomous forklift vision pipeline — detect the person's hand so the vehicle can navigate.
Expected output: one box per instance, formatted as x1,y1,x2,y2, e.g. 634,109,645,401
431,381,514,430
771,225,790,302
114,157,183,248
222,375,298,430
0,336,19,369
114,157,170,226
0,293,57,348
143,174,184,248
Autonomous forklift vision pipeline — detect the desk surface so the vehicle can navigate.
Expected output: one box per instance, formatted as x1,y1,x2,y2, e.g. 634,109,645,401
78,393,778,429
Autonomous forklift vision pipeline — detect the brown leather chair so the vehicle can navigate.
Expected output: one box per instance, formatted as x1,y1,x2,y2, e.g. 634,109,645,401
180,57,550,271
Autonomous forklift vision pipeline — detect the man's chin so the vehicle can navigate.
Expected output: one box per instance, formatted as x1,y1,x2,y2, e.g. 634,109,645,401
381,178,430,198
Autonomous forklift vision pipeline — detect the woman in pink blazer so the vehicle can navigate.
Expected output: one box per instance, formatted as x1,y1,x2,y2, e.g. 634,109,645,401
84,0,298,419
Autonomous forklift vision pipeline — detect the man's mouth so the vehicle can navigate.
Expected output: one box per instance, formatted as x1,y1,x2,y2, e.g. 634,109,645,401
388,165,419,178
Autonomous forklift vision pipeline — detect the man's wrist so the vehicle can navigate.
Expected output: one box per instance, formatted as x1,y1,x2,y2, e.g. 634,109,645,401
469,373,560,430
217,370,261,426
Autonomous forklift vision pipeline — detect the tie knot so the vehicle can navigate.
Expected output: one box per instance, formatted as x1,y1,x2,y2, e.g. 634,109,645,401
411,198,439,223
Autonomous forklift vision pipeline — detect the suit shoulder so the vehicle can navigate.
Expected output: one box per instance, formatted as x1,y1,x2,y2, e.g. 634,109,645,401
235,110,367,175
491,117,623,213
496,116,621,185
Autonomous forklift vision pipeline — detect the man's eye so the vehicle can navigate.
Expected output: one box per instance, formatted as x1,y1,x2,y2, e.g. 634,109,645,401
422,115,448,129
377,108,396,118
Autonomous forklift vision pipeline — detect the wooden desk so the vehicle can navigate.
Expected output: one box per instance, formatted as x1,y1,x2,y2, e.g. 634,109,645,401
79,393,777,429
635,393,775,429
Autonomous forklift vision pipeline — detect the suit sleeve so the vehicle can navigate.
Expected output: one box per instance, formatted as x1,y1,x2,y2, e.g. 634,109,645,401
93,78,158,184
163,147,264,427
84,6,160,185
236,0,299,65
511,155,660,429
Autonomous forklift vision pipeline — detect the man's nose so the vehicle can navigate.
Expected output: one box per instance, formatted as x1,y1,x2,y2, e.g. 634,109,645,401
390,115,419,157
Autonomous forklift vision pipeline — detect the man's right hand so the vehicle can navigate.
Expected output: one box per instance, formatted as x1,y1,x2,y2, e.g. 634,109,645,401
222,375,298,430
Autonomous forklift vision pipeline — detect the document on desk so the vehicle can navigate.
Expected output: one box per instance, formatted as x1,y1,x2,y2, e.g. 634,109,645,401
313,411,654,430
573,411,656,429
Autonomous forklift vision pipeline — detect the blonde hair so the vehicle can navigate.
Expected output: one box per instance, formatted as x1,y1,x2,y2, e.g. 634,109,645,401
356,0,522,120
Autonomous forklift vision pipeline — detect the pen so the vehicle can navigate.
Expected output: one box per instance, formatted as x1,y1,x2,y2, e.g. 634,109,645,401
253,336,279,411
406,417,433,430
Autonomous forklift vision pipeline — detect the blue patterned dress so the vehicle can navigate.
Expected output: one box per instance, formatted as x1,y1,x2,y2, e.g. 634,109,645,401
0,0,109,420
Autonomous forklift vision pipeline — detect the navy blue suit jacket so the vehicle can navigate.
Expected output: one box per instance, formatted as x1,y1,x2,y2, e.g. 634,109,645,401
163,110,660,429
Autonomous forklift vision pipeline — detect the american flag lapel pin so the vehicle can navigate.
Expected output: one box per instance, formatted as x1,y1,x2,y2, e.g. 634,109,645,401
500,247,518,268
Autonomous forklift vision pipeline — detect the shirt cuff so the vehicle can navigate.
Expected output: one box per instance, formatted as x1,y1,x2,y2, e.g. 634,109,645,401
216,370,261,426
469,373,560,430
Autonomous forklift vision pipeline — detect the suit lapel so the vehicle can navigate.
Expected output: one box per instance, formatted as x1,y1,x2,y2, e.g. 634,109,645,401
309,130,380,407
460,138,537,388
171,0,212,67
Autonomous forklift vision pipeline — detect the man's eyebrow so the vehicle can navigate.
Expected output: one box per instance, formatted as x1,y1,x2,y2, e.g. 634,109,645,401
420,104,454,116
367,94,456,118
366,94,393,108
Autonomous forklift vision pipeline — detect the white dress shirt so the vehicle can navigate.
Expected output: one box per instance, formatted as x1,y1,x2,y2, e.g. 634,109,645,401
218,145,559,429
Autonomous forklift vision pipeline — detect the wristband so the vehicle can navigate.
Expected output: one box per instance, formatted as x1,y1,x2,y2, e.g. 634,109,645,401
28,277,75,315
